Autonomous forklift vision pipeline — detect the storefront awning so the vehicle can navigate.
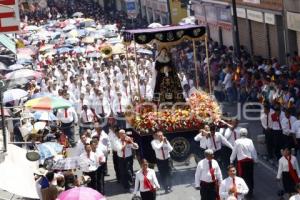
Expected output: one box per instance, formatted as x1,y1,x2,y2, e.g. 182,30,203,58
0,34,16,54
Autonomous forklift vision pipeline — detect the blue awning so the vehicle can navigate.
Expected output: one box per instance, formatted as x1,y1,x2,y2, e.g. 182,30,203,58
0,34,16,54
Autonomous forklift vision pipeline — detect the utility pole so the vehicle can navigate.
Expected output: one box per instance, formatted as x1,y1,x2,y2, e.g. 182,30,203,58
0,80,6,152
232,0,241,60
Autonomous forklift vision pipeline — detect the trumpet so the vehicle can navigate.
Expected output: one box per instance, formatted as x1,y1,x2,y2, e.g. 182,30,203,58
100,45,112,58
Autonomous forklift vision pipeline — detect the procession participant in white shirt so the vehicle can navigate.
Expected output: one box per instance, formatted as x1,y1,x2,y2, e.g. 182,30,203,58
230,128,257,197
195,149,223,200
75,132,91,156
290,183,300,200
292,112,300,154
80,143,98,190
271,106,285,160
91,122,111,176
260,104,274,160
108,125,121,182
224,119,242,147
151,131,173,193
133,159,160,200
282,109,297,149
91,138,106,194
112,92,129,129
194,125,210,161
206,125,233,167
277,147,300,197
219,165,249,200
79,102,95,133
115,129,139,190
57,105,78,146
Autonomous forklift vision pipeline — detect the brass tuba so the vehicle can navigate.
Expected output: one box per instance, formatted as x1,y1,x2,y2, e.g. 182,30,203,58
100,45,113,58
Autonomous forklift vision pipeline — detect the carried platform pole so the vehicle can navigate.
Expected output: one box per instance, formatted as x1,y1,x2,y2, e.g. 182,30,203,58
125,45,133,101
133,41,141,99
192,39,199,89
205,34,212,95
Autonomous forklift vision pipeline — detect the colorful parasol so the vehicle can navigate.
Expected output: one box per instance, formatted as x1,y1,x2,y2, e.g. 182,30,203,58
57,187,106,200
5,69,43,80
24,96,72,111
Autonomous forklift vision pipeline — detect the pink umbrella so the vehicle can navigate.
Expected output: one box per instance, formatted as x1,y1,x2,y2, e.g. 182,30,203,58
17,48,36,56
57,187,106,200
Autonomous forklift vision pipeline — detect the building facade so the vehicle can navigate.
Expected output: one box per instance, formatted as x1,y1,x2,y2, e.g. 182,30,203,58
284,0,300,56
191,0,285,63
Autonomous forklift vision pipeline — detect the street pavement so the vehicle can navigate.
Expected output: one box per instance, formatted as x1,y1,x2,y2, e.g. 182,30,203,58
0,103,283,199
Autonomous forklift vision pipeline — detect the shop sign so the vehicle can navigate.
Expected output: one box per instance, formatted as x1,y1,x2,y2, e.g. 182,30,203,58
264,13,275,25
236,8,246,18
287,12,300,32
247,9,263,23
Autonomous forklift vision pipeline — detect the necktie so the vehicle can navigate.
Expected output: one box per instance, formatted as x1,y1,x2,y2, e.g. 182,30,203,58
208,160,216,182
233,130,237,140
266,114,269,128
119,97,122,113
85,110,88,122
277,115,282,130
125,89,128,97
122,141,126,158
100,100,104,115
211,136,217,150
285,155,300,184
161,146,165,160
233,177,238,198
64,108,68,118
288,118,291,130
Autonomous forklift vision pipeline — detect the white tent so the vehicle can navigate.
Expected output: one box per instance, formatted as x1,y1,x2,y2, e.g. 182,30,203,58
0,144,39,199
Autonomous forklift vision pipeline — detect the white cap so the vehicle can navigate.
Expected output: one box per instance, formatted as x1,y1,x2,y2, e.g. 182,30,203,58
204,149,214,156
240,128,248,137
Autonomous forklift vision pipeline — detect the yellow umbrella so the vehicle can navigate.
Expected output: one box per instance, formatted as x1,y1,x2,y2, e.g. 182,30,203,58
112,43,125,55
39,44,54,52
68,29,78,38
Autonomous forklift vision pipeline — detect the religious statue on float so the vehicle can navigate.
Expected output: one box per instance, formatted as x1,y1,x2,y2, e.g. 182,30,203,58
153,47,184,103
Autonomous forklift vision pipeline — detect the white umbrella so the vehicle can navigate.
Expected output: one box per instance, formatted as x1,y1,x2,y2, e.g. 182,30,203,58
148,23,163,28
6,64,24,71
0,62,6,70
3,89,28,103
24,25,40,31
5,69,43,80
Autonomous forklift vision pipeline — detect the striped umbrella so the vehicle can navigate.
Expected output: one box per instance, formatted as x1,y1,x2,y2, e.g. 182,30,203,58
24,96,72,111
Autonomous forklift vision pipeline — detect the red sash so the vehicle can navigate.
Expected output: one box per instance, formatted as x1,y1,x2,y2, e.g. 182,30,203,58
285,156,300,184
143,170,155,192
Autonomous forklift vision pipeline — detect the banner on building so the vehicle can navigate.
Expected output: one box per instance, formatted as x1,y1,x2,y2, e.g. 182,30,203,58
126,0,137,19
0,0,20,33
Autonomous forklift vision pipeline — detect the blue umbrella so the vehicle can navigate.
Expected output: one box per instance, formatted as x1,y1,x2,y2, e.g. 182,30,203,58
37,142,63,161
73,46,85,54
33,111,58,121
78,29,87,37
63,24,76,32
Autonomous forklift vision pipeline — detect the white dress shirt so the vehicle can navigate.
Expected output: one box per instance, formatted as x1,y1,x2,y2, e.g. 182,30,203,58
292,120,300,138
151,139,173,160
57,107,78,124
115,139,139,158
219,176,249,200
194,133,209,149
75,138,91,156
133,168,160,194
108,129,119,152
91,130,111,156
224,127,242,146
111,95,129,114
281,116,297,136
207,132,233,152
260,110,274,129
230,137,258,163
290,194,300,200
80,109,94,123
222,73,233,89
80,151,98,172
271,112,284,130
195,158,223,187
277,155,300,179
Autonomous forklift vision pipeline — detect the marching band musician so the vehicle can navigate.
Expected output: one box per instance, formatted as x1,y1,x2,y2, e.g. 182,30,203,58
194,125,210,161
115,129,139,191
151,131,174,194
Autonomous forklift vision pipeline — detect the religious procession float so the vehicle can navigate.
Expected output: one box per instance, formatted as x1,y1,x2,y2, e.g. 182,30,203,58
122,25,222,163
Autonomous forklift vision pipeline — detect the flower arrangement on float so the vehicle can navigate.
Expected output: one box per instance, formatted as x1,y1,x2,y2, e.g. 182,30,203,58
126,90,221,134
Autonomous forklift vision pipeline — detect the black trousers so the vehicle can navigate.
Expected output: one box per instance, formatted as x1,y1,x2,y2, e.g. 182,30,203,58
200,181,217,200
238,159,254,195
156,158,172,191
273,130,284,160
263,128,274,159
113,151,120,181
140,190,156,200
96,166,105,194
282,134,294,149
220,147,232,168
84,170,97,190
118,156,133,189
